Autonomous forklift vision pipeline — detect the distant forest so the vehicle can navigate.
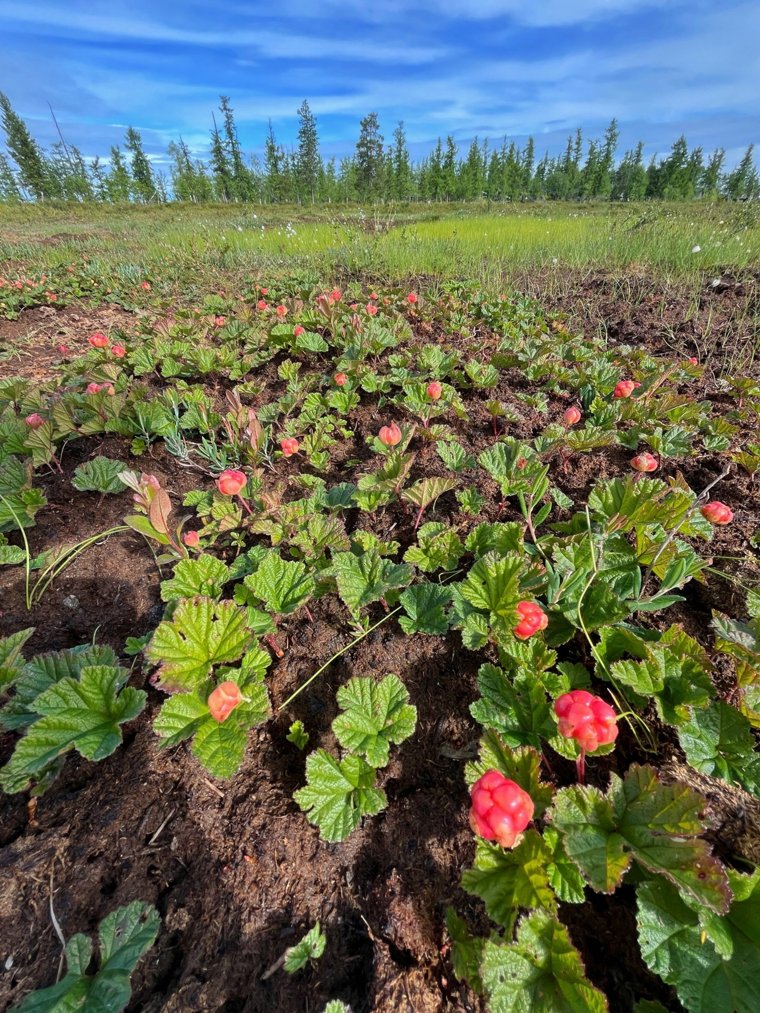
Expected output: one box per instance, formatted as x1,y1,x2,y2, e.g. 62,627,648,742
0,93,758,205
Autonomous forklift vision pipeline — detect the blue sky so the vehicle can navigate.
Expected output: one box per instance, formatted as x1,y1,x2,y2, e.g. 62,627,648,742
2,0,759,169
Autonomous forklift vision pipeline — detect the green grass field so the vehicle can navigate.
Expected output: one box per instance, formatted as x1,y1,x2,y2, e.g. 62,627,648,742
2,201,758,288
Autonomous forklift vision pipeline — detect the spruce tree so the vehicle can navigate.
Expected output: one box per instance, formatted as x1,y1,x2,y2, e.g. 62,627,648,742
391,121,413,200
0,152,20,200
124,127,156,202
354,112,384,199
427,137,444,199
0,91,53,198
613,143,647,200
106,146,132,202
263,120,282,202
597,118,619,199
520,138,535,198
460,137,485,199
210,115,233,201
723,145,759,200
338,155,357,201
220,96,251,200
168,139,195,201
296,99,320,203
89,157,108,201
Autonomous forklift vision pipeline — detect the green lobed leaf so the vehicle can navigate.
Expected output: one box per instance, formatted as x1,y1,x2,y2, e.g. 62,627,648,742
332,674,417,768
0,666,146,794
463,832,557,934
465,521,524,559
0,644,119,731
291,513,350,559
287,719,309,750
552,765,732,913
543,827,587,904
470,664,554,751
637,871,760,1013
145,597,252,691
400,476,458,511
0,456,47,530
676,701,760,794
446,908,485,992
294,749,387,842
0,627,34,690
0,543,26,565
284,922,327,973
436,440,476,473
191,718,250,779
13,900,160,1013
153,691,209,748
403,521,463,573
331,548,411,618
481,910,608,1012
160,554,230,601
153,660,269,777
608,626,713,725
457,552,527,615
243,550,315,615
71,456,129,495
588,477,668,531
712,611,760,727
398,583,452,635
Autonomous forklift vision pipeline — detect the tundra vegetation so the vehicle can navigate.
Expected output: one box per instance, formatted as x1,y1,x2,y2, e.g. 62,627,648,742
0,192,759,1011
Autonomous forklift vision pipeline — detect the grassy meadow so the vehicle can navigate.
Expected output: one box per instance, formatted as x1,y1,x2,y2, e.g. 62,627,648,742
2,200,758,289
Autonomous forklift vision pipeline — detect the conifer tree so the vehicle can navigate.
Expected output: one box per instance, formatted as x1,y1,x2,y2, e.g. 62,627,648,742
89,157,108,201
0,91,54,198
296,99,320,203
219,96,252,200
439,136,458,199
391,121,413,200
520,137,535,198
263,120,283,202
613,142,647,200
210,115,233,201
701,148,725,198
124,127,156,202
0,152,20,200
354,112,384,199
105,146,132,202
723,144,759,200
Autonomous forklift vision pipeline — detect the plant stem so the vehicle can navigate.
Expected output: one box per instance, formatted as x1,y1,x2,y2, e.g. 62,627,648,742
277,607,400,713
31,526,129,607
576,750,586,784
237,493,253,515
264,633,284,658
0,493,33,610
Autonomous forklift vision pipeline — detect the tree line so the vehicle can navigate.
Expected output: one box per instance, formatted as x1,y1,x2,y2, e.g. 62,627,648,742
1,93,757,205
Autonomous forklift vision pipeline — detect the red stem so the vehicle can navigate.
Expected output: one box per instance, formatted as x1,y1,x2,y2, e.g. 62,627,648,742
237,493,253,515
264,633,284,659
576,749,586,784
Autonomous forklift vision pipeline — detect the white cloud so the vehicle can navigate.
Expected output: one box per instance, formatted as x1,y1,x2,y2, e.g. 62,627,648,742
274,0,678,26
2,3,447,64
